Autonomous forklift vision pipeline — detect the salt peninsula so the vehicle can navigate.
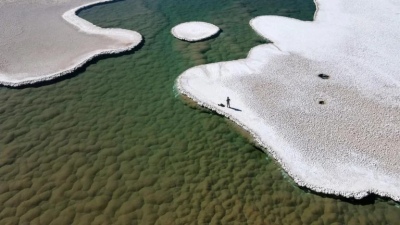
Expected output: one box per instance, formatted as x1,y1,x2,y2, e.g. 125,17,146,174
0,0,142,87
177,0,400,201
171,22,220,42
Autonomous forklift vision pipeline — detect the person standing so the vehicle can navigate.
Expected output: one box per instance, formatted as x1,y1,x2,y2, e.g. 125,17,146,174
226,97,230,108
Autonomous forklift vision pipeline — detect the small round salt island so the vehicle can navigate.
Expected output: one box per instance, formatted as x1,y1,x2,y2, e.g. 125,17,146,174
171,22,220,42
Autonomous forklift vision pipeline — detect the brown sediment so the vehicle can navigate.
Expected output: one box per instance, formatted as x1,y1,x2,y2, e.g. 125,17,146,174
224,119,258,146
179,94,211,112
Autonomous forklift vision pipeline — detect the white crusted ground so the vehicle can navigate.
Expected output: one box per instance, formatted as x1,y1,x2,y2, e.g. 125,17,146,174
177,0,400,201
171,22,220,42
0,0,142,87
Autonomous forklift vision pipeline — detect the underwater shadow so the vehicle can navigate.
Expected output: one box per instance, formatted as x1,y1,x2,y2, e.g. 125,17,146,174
298,186,398,206
3,38,145,89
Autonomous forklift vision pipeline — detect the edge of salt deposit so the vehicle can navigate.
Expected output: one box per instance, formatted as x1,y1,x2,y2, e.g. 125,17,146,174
0,0,142,87
176,0,400,202
176,70,400,202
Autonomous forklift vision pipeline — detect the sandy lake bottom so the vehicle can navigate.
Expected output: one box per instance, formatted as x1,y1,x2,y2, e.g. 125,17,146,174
0,0,399,224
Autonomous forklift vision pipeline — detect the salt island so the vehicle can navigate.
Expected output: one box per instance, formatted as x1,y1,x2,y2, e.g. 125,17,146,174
0,0,142,87
177,0,400,201
171,22,220,42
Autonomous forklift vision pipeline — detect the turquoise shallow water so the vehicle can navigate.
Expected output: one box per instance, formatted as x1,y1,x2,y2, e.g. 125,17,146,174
1,0,400,224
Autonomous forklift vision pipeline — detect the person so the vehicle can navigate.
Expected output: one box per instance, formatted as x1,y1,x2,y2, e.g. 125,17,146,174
226,97,230,108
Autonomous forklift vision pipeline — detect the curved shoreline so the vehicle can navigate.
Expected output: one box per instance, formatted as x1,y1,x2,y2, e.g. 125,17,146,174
0,0,142,87
176,0,400,202
176,62,400,202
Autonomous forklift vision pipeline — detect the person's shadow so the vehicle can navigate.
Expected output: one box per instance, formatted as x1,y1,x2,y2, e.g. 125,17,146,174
229,107,241,112
218,103,242,111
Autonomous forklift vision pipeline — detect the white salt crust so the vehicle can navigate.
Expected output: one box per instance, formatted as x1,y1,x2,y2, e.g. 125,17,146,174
177,0,400,201
0,0,142,87
171,22,220,42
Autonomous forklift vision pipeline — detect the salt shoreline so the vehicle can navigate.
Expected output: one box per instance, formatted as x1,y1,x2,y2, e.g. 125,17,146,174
0,0,142,87
177,77,400,201
177,0,400,201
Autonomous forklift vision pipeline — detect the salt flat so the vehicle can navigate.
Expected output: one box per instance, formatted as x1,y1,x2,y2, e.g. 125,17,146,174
177,0,400,200
0,0,142,87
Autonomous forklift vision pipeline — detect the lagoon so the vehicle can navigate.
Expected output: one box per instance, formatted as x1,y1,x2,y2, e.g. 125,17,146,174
0,0,399,224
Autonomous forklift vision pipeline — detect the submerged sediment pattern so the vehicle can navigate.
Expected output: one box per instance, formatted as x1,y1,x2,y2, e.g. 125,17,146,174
1,0,399,224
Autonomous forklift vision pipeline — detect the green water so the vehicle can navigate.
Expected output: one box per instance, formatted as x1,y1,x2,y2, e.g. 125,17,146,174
1,0,399,224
